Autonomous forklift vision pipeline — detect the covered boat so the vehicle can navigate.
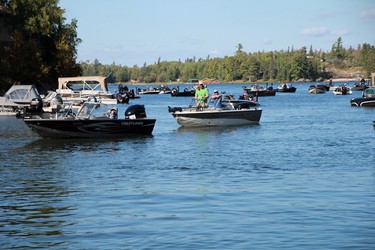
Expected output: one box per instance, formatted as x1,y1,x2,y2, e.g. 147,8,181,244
168,94,262,127
55,76,117,104
0,85,43,115
20,99,156,138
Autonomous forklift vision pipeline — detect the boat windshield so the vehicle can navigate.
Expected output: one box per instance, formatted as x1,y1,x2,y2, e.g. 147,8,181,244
188,95,233,109
76,103,100,117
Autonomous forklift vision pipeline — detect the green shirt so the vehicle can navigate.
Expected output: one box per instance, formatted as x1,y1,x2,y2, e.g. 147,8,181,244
195,88,208,103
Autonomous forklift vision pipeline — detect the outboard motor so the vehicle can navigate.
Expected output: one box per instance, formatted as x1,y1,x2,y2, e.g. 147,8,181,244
17,97,43,118
125,104,147,119
50,96,64,112
27,97,43,113
168,106,182,112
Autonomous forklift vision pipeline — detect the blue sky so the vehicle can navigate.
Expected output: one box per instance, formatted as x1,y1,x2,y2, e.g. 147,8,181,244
59,0,375,66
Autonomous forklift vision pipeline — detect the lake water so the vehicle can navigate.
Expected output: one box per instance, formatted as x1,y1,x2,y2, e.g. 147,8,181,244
1,83,374,249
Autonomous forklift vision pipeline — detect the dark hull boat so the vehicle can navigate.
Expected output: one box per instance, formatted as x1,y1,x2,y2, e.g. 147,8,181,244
350,88,375,107
24,118,156,138
170,87,195,97
308,84,326,94
245,89,276,96
242,85,276,96
276,83,297,93
21,100,156,139
350,97,375,107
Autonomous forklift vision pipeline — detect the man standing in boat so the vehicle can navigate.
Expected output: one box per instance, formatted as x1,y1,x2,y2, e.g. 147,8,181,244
195,82,209,110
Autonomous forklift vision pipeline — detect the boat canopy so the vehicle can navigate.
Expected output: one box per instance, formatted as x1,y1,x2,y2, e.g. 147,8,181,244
0,85,41,105
57,76,109,93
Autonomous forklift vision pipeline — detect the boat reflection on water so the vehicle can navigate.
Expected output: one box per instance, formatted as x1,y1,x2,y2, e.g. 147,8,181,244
176,123,260,133
22,135,154,153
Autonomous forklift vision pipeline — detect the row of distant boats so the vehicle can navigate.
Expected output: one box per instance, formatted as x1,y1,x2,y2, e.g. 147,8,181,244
1,76,374,138
307,82,368,95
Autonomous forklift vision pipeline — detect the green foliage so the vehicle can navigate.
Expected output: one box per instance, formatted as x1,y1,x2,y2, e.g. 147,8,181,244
360,43,375,76
81,39,374,83
0,0,81,92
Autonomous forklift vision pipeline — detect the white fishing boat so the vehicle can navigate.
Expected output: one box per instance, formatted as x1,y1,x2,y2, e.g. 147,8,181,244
333,85,352,95
168,94,262,127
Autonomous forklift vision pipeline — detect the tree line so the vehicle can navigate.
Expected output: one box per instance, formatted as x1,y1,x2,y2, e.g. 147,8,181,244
81,38,375,84
1,0,375,94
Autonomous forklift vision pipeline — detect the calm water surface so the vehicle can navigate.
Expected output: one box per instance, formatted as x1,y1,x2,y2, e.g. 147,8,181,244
1,83,374,249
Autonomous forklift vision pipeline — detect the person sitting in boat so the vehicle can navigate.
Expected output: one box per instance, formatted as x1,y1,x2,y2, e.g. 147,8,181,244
211,90,220,99
195,83,209,110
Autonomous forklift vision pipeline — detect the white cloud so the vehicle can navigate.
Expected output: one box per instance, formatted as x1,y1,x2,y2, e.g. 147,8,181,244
209,50,219,55
300,26,329,37
263,38,272,45
331,29,351,36
360,8,375,18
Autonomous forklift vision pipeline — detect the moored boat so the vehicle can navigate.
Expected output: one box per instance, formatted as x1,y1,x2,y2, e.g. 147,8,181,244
55,76,118,104
168,94,262,127
0,85,43,116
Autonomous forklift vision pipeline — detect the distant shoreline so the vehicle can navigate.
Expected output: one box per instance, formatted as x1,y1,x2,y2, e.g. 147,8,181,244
115,77,368,85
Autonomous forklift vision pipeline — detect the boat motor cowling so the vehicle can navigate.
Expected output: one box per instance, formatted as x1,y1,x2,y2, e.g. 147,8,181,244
17,97,44,118
50,96,64,111
125,104,147,119
27,97,43,112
